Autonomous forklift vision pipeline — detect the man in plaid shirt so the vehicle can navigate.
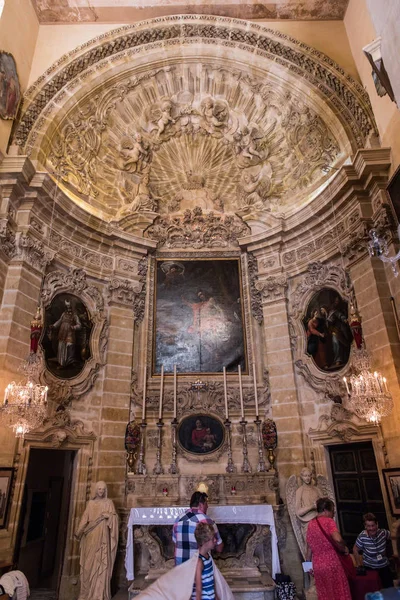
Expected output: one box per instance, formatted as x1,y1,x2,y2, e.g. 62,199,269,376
172,491,223,565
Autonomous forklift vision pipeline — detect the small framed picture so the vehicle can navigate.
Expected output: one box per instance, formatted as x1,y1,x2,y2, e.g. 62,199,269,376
382,468,400,516
0,468,14,528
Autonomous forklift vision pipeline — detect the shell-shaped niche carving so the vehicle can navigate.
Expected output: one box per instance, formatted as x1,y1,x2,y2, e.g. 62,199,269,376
44,62,345,224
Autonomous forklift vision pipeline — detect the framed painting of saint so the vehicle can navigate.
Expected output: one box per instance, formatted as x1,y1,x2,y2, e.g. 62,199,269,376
0,51,21,120
154,259,246,374
303,288,352,371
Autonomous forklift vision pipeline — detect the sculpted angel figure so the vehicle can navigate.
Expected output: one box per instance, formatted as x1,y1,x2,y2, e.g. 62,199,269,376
118,133,148,173
156,99,175,137
286,467,334,559
200,97,229,134
114,172,158,220
238,165,273,212
75,481,119,600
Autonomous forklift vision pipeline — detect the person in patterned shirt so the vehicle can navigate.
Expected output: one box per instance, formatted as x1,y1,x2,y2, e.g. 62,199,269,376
172,492,223,565
353,512,393,588
192,523,219,600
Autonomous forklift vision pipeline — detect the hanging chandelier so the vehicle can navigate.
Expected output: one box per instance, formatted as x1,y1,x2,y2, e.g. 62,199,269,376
368,225,400,277
343,346,393,424
0,307,48,437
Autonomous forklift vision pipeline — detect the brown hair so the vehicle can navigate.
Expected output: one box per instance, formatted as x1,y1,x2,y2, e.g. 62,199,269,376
316,497,335,514
195,522,215,546
190,491,208,508
363,512,377,524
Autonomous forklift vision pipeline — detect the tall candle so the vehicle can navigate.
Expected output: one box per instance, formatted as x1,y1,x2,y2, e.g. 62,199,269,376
173,364,177,419
223,366,229,419
142,365,147,420
159,365,164,420
253,363,259,417
238,365,244,419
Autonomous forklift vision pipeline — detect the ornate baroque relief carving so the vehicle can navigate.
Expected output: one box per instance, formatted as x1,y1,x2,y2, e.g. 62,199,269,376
0,218,16,259
146,208,249,248
41,268,108,401
255,274,288,303
107,278,141,306
247,253,263,324
14,232,53,271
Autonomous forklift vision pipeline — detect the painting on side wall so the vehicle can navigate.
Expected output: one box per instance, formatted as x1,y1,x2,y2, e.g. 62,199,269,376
303,288,352,372
178,414,225,455
42,293,93,379
154,259,246,374
382,468,400,516
0,51,21,120
0,468,14,528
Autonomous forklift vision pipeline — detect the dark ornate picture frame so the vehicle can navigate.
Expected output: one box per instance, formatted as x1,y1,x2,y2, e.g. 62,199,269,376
154,258,246,374
178,414,225,455
382,468,400,516
0,467,14,528
0,51,21,120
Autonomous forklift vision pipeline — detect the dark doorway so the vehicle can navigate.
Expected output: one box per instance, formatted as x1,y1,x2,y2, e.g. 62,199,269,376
329,441,388,549
15,449,75,595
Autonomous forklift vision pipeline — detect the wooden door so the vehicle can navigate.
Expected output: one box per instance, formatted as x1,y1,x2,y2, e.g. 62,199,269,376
329,441,388,549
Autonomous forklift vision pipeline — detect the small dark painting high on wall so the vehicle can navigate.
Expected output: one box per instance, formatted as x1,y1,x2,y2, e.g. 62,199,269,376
303,288,352,372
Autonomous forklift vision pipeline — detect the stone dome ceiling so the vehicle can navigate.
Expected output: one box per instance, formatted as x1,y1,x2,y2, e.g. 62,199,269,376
16,16,376,234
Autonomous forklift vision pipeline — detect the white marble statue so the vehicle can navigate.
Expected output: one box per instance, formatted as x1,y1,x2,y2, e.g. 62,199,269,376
75,481,119,600
286,466,334,559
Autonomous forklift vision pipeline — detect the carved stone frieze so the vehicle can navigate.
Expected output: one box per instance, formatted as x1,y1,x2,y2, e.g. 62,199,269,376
107,277,141,307
146,207,249,249
133,256,148,322
25,406,96,447
40,268,108,401
0,218,16,259
308,401,376,443
247,253,263,324
255,274,288,303
342,223,370,263
50,232,113,270
14,232,53,271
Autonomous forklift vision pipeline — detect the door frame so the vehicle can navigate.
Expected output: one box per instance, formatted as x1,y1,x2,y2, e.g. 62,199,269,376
307,404,393,529
9,418,96,598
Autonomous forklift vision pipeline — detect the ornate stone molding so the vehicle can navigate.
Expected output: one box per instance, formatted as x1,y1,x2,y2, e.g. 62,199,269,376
107,277,141,307
0,218,16,260
342,223,370,264
255,274,288,303
308,402,378,443
40,268,108,401
133,256,148,323
16,16,376,153
294,359,344,401
26,406,96,448
146,208,249,249
247,253,263,324
13,232,53,271
50,231,113,270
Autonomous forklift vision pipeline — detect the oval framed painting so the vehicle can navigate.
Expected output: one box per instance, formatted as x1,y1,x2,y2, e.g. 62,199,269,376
178,414,225,455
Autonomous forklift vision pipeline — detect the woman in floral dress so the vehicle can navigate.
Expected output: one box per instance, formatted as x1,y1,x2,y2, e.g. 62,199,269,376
306,497,352,600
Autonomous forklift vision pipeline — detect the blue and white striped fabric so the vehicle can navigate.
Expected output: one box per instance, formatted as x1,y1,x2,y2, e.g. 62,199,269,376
355,528,391,568
192,554,215,600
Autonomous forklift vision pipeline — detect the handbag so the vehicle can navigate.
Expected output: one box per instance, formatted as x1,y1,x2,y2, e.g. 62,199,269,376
315,517,356,580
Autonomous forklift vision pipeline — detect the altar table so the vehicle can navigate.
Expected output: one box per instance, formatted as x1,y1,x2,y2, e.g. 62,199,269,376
125,504,281,580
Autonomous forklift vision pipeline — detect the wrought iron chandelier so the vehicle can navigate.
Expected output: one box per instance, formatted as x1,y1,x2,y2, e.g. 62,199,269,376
343,346,393,424
368,225,400,276
0,307,48,437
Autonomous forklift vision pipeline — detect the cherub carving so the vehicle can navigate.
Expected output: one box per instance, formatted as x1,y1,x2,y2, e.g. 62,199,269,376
200,97,229,134
238,164,273,212
117,133,149,173
286,467,334,559
155,99,175,137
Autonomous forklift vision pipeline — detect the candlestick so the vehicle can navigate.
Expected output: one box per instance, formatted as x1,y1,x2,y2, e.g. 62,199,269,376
252,363,259,417
159,365,164,420
142,365,147,420
238,365,244,419
223,367,229,419
173,364,177,419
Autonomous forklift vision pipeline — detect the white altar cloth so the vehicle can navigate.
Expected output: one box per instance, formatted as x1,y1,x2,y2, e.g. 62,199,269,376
125,505,280,581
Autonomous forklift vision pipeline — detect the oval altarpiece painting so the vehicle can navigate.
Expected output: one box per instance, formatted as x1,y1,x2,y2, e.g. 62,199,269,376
42,293,93,379
303,288,352,372
178,414,225,455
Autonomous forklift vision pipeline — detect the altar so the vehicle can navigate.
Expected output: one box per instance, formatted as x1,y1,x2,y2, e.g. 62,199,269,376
125,504,279,599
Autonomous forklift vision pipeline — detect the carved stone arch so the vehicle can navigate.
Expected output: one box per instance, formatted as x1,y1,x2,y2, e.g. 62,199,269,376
10,412,96,599
288,261,355,398
13,16,377,232
40,267,108,401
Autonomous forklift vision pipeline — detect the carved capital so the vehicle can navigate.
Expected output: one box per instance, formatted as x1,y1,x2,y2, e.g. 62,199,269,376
107,277,141,307
13,233,52,271
255,275,288,303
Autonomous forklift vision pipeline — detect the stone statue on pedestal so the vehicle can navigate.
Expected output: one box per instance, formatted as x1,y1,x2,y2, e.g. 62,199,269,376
286,467,333,559
75,481,119,600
